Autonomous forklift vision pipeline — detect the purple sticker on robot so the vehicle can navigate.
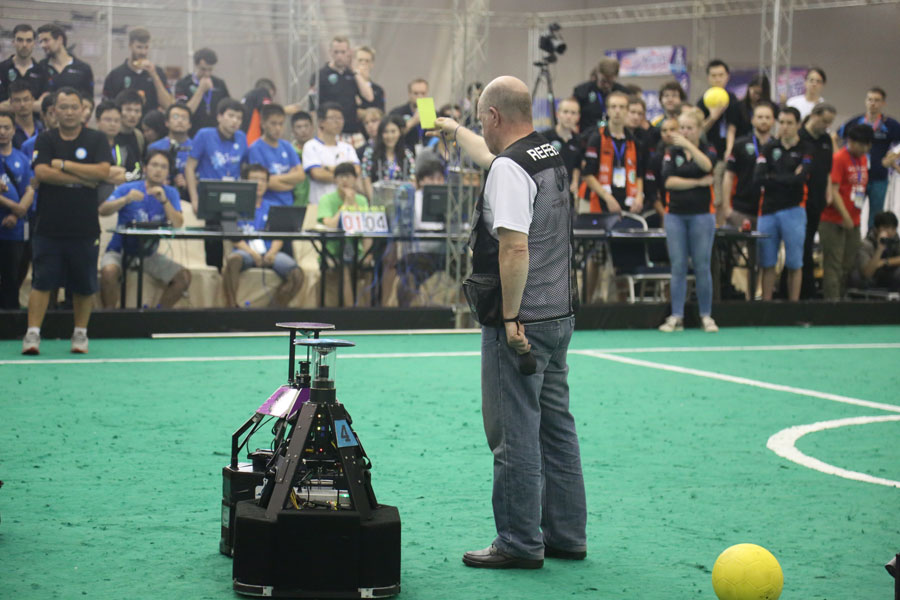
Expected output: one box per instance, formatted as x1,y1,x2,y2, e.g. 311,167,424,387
257,386,310,418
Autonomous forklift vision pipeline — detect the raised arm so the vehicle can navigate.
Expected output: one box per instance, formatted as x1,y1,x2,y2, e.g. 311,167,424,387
434,117,495,170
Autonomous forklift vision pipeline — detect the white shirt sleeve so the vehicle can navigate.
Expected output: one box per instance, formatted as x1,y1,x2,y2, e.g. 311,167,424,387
339,142,361,165
302,139,323,172
483,157,537,237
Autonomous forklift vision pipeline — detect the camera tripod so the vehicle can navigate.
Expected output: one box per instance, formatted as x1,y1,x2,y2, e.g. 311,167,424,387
532,60,557,128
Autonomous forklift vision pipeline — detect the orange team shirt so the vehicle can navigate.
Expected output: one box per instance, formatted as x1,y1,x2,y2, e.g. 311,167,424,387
821,147,868,227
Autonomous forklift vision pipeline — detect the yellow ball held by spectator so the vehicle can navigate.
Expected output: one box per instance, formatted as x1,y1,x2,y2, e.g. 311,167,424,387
703,86,730,110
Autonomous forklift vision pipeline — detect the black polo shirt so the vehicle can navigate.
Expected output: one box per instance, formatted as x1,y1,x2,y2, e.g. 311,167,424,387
39,56,94,99
645,141,665,207
726,133,766,215
0,56,45,102
389,102,421,151
315,64,361,134
102,59,169,111
32,127,110,238
696,90,741,158
539,128,583,183
358,82,385,113
661,144,718,215
798,126,833,212
174,74,230,136
754,138,813,215
572,79,629,134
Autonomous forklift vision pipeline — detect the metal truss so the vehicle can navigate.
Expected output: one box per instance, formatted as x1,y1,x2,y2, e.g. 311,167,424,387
446,0,490,322
287,0,321,108
759,0,793,97
691,2,716,90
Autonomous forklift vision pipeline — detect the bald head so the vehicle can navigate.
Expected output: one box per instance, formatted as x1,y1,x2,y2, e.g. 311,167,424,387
479,76,532,124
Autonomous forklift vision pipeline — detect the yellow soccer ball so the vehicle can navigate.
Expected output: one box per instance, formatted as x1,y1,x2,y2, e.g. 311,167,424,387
711,543,783,600
703,86,730,109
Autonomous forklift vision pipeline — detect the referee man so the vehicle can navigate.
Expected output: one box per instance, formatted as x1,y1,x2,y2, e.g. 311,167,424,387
435,76,586,569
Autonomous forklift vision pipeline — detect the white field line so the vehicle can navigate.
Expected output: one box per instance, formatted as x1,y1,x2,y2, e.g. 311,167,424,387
0,351,482,366
151,329,482,339
573,350,900,414
767,416,900,488
4,341,900,367
578,349,900,488
595,342,900,354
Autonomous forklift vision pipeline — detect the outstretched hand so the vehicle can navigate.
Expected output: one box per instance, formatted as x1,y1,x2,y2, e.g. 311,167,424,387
434,117,460,139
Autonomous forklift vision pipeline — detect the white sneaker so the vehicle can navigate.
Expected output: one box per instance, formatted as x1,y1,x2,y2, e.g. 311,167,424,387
22,330,40,355
702,316,719,333
71,330,89,354
658,316,684,332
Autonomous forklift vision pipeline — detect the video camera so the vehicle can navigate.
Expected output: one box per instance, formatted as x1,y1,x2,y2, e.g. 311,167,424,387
539,23,566,63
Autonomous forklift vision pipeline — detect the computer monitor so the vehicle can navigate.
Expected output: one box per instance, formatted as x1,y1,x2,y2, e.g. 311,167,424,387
420,184,476,230
197,179,257,232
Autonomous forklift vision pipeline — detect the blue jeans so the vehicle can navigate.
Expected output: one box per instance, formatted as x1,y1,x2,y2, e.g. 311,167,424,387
481,316,586,559
664,212,715,318
867,178,888,231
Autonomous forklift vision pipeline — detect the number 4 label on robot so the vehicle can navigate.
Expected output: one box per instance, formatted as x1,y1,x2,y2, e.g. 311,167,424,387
333,420,358,448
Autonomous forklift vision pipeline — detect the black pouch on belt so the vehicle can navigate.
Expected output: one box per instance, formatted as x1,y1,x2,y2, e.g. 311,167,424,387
462,273,502,327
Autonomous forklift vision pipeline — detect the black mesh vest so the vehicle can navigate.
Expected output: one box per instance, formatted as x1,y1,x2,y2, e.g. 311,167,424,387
470,131,575,323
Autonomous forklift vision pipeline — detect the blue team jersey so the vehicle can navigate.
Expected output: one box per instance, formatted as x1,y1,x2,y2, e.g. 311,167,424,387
247,138,300,208
190,127,247,180
19,135,38,219
237,202,275,252
0,147,33,241
148,136,194,175
104,180,181,254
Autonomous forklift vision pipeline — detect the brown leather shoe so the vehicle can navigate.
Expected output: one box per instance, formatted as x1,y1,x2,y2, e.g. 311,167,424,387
462,545,543,569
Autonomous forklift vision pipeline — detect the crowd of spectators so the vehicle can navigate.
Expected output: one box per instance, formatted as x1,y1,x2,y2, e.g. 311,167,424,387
559,55,899,330
1,22,899,350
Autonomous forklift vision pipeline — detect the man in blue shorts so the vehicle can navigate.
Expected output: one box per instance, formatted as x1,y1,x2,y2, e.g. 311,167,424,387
24,87,110,354
222,163,304,307
753,106,813,301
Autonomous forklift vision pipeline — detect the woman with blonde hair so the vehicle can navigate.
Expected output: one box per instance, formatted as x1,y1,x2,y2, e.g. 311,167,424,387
659,107,719,332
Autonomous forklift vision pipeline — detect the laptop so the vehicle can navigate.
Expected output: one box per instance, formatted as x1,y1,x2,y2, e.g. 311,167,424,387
266,206,307,232
574,213,620,231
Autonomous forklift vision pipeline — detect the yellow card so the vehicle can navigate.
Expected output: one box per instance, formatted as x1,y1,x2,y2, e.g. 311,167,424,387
417,97,437,129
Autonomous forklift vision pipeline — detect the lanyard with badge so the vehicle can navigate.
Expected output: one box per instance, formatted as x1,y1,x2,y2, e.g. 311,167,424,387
751,135,760,158
865,114,882,134
850,155,866,209
611,137,627,189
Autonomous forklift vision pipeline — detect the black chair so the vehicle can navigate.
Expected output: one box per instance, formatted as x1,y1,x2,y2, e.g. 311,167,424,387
609,212,678,303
